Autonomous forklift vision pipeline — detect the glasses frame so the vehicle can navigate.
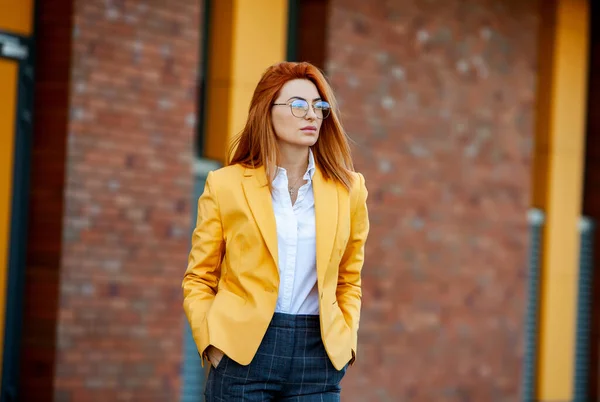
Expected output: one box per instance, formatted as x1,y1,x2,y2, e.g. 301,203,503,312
272,98,331,119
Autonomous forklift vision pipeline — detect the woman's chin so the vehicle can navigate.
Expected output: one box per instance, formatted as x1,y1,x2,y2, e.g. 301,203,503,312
281,138,318,148
299,134,319,146
278,132,320,148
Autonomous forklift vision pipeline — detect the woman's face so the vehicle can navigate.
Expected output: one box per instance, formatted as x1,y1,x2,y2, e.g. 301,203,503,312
271,79,326,150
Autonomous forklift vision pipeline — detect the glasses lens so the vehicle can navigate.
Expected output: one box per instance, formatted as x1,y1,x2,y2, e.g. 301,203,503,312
290,99,309,118
314,101,331,119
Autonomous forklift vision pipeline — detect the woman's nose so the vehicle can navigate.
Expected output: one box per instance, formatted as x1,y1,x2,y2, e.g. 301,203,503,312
305,105,318,120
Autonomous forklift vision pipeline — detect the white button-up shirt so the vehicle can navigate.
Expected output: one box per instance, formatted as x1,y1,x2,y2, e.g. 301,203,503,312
271,150,319,315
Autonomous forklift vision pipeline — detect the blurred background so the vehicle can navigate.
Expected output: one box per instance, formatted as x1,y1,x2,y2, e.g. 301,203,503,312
0,0,598,401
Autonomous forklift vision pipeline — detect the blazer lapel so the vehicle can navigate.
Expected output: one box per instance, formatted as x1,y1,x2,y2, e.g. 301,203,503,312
313,167,338,287
242,166,278,266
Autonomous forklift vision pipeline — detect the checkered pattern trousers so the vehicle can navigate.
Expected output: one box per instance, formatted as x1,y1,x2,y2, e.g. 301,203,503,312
204,313,348,401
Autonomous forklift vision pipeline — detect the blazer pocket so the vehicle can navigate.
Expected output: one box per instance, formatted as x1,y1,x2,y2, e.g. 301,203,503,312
207,288,247,325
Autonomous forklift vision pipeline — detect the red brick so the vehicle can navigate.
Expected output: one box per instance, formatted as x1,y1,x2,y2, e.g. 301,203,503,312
327,1,537,400
20,0,201,400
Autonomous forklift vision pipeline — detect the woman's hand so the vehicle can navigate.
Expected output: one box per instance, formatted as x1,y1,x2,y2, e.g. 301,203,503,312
206,345,225,368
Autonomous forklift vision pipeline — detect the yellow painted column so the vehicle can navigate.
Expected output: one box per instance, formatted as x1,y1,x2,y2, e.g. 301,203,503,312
0,0,34,36
203,0,289,162
533,0,590,400
0,59,19,383
0,1,35,291
0,0,35,383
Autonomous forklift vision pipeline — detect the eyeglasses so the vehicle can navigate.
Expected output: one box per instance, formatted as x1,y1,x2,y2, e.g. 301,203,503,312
273,99,331,119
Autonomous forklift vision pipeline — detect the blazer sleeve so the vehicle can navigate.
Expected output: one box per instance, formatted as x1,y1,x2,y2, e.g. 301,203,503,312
337,172,370,362
182,171,225,361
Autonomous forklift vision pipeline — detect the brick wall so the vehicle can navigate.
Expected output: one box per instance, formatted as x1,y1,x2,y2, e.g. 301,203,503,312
326,1,538,400
51,1,201,400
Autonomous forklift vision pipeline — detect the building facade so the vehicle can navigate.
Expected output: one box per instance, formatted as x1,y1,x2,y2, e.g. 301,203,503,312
0,0,598,401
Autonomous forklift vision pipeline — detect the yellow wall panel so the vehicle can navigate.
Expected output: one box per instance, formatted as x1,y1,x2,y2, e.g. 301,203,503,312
229,0,288,144
534,0,590,400
204,0,235,163
0,0,34,35
204,0,288,162
0,58,19,380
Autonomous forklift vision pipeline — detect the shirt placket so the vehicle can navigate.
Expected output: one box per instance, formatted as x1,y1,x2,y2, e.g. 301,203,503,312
283,206,297,312
274,166,314,314
282,170,297,313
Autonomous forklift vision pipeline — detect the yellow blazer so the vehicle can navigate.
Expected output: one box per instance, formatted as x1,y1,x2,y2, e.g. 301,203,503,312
182,163,369,371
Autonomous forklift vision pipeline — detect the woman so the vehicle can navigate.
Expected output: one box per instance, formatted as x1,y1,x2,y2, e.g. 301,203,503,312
182,61,369,401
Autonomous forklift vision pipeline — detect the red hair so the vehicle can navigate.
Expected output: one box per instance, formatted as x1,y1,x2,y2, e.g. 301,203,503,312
228,61,355,190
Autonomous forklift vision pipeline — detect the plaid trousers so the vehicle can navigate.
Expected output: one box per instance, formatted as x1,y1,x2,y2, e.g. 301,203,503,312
204,313,348,401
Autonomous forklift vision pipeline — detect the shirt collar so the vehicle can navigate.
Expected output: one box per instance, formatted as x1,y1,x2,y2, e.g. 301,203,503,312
275,148,316,180
305,148,316,180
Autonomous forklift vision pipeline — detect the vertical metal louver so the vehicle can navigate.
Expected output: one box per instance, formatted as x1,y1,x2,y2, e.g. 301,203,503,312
573,216,595,402
521,208,545,402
